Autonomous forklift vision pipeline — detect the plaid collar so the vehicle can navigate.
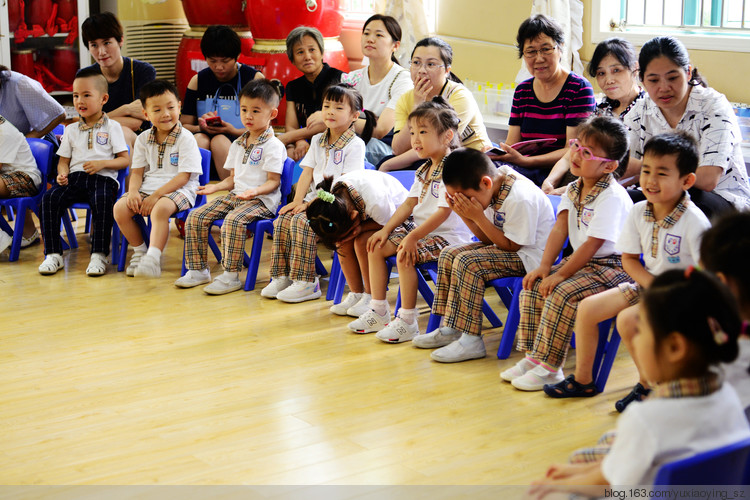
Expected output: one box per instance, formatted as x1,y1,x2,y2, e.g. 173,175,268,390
490,171,517,212
643,192,690,258
651,373,722,400
414,155,447,203
237,126,275,163
147,122,182,169
78,113,108,150
567,173,613,229
339,182,368,221
319,126,357,166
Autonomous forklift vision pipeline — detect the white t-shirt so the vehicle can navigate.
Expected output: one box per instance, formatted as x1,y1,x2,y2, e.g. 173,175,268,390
57,116,128,186
624,85,750,210
408,175,474,246
132,126,203,205
601,384,750,485
300,132,366,203
333,170,409,225
0,116,41,189
724,338,750,410
559,181,633,258
344,64,412,116
225,135,287,212
486,167,556,271
617,199,709,276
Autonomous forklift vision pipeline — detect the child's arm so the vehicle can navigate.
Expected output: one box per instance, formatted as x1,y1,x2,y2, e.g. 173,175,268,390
447,191,521,251
140,172,190,216
379,149,420,172
537,235,606,297
396,206,452,266
236,172,281,201
82,150,130,175
542,150,571,194
622,252,652,288
56,156,71,185
523,212,569,290
338,219,383,246
366,197,418,252
198,170,235,196
528,463,609,499
280,166,314,215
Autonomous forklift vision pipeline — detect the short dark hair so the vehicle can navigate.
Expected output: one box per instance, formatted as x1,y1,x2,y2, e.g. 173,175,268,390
82,12,123,45
701,212,750,310
442,147,495,190
576,115,630,178
285,26,325,62
239,79,284,107
587,37,638,78
74,66,109,94
642,131,699,177
140,79,179,105
200,25,241,60
516,14,565,59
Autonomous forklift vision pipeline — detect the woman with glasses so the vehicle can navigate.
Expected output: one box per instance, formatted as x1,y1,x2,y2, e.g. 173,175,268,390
380,37,491,171
499,14,595,186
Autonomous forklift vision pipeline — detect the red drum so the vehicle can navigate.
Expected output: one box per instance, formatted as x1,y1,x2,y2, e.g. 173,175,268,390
11,49,35,78
243,0,343,39
175,29,254,101
25,0,53,26
51,46,78,86
56,0,76,23
180,0,250,30
9,0,23,32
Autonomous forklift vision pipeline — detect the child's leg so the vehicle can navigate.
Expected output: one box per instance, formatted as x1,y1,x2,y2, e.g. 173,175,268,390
268,211,294,279
0,174,38,239
367,240,398,302
84,174,118,256
338,238,364,294
113,196,144,247
275,212,324,303
184,195,233,272
617,304,647,386
353,230,377,294
39,181,82,256
220,198,274,273
148,197,179,252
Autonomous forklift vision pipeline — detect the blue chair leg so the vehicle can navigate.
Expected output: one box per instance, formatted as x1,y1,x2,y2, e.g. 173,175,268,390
315,254,328,277
493,277,523,359
326,252,341,301
594,321,621,393
244,221,271,291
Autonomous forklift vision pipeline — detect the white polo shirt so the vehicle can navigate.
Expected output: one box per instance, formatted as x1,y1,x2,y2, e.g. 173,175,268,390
0,116,41,189
344,63,413,115
333,170,409,225
300,132,366,203
408,175,474,246
57,115,128,186
226,134,287,212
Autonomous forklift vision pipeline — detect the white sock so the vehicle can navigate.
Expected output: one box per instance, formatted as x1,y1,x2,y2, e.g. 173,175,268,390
397,307,418,325
458,332,482,347
221,271,239,281
146,247,162,260
370,299,389,316
348,292,363,301
133,243,147,255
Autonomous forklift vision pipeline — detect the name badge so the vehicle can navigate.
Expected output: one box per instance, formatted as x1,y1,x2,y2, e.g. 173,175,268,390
494,211,505,228
250,147,263,164
431,181,440,198
665,234,682,263
169,152,179,166
96,132,109,145
333,149,343,165
581,207,594,227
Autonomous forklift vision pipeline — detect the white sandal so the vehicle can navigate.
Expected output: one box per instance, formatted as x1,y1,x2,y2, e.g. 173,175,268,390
39,254,64,275
86,253,108,277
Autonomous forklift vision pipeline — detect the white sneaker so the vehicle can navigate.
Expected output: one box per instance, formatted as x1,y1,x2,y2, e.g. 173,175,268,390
376,317,419,343
204,274,243,295
500,357,539,382
511,364,565,391
348,309,391,334
20,228,39,248
431,336,486,363
276,278,321,303
0,231,12,254
126,252,145,277
175,269,211,288
38,253,64,275
134,253,161,278
260,276,292,299
346,293,372,317
412,327,461,349
330,292,362,315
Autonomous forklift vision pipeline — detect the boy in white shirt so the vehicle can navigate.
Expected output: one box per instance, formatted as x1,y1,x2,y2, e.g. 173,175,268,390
413,147,556,362
38,68,129,276
175,79,286,295
114,79,203,278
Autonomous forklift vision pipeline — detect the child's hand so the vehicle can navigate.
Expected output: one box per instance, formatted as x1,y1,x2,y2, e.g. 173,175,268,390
366,228,390,252
140,194,159,216
450,192,484,221
539,273,565,298
291,141,309,161
196,184,217,195
291,201,308,215
279,200,300,215
56,173,68,186
236,188,258,200
126,191,142,212
396,234,418,267
523,266,550,290
82,160,105,174
541,179,556,194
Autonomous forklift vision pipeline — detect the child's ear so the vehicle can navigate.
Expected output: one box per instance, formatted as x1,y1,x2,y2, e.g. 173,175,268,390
270,107,279,120
350,210,358,220
444,129,455,145
663,331,690,364
682,172,697,190
480,175,493,191
602,160,618,174
101,93,109,105
352,109,360,122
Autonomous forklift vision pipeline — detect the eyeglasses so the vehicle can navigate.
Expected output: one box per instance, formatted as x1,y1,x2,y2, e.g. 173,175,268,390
568,139,614,162
522,45,557,59
410,60,445,70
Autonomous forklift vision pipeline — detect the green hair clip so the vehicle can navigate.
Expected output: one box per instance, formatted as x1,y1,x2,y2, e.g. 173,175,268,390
317,189,335,203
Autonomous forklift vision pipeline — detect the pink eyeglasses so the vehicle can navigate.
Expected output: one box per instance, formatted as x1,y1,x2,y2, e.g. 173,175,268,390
569,138,615,162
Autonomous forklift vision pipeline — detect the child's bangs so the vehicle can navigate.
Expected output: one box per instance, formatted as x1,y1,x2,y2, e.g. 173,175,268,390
323,85,350,106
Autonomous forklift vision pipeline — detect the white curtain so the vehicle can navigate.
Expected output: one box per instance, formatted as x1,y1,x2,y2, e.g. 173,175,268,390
515,0,585,83
373,0,430,67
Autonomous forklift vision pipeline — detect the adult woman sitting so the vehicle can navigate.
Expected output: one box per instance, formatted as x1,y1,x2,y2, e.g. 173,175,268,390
279,26,345,161
381,36,491,171
341,14,412,165
623,36,750,218
542,37,644,194
180,25,264,180
80,12,156,148
500,14,595,186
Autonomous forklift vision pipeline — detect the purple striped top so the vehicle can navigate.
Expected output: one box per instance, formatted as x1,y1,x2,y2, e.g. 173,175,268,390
508,72,595,155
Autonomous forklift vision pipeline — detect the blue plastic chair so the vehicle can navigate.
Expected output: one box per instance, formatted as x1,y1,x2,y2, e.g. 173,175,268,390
653,437,750,485
117,148,211,271
183,157,296,291
0,138,53,262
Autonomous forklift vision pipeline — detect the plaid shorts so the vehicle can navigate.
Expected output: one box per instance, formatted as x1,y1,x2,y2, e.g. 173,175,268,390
134,191,192,212
617,282,641,307
1,171,37,197
387,219,450,264
569,430,617,464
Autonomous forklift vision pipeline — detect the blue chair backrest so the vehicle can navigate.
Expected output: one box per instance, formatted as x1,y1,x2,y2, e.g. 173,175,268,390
364,160,376,170
27,138,54,180
277,157,295,215
195,148,212,208
547,194,562,214
387,170,415,191
653,437,750,485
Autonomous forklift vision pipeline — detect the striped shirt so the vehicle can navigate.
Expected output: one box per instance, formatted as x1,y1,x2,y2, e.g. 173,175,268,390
508,72,595,154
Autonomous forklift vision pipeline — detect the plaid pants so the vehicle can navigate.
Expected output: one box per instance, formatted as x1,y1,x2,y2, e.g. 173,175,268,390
516,255,632,368
269,210,318,282
569,431,617,464
184,194,274,272
1,171,37,197
432,242,526,335
387,222,451,264
40,171,118,255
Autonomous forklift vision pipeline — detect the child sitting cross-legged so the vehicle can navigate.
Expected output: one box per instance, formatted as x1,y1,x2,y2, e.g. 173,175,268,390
348,97,474,343
175,79,286,294
503,115,634,391
114,79,203,278
543,131,710,400
412,147,556,362
38,67,130,276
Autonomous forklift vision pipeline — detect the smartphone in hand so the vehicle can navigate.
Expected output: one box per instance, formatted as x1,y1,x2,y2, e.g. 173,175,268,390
206,116,222,127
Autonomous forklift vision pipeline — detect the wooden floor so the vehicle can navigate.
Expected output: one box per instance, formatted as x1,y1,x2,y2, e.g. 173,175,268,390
0,209,638,486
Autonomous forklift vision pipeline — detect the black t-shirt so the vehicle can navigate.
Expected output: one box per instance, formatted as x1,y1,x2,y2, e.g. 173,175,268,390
284,63,344,126
81,57,156,112
182,64,260,116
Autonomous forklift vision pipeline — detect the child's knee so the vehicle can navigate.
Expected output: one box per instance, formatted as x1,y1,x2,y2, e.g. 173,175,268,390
616,305,639,341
